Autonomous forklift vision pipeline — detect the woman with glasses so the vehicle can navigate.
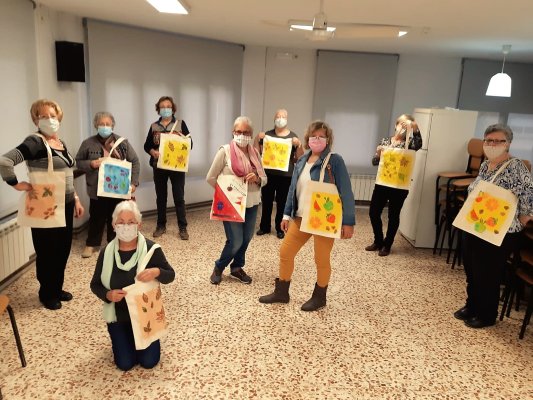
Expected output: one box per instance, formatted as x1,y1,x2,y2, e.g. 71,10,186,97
76,111,140,258
0,99,85,310
90,200,175,370
259,121,355,311
454,124,533,329
206,116,267,285
365,114,423,256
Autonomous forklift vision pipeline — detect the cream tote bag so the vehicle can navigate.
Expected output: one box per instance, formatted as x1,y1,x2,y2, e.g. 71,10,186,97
157,120,191,172
300,153,343,239
261,135,292,172
452,159,518,246
17,134,66,228
375,127,416,190
97,137,132,199
123,244,168,350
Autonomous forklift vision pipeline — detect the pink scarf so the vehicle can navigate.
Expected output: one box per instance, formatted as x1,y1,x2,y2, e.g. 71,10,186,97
229,141,266,178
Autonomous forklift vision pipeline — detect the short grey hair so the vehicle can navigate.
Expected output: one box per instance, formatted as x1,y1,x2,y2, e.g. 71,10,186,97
93,111,116,129
233,116,253,132
484,124,513,143
112,200,142,225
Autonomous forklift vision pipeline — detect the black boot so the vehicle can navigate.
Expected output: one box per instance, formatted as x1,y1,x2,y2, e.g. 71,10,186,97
258,278,290,304
301,283,327,312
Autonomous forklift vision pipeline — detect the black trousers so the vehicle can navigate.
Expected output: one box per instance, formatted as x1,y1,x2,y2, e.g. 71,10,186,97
153,167,187,228
31,200,74,302
86,197,122,247
462,231,520,322
259,173,292,233
368,184,409,248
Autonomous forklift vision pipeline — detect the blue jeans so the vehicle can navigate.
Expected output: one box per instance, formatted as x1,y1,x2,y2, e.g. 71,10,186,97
215,205,258,271
107,322,161,371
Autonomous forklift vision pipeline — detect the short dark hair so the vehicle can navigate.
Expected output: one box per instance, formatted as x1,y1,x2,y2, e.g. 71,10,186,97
484,124,513,143
155,96,176,114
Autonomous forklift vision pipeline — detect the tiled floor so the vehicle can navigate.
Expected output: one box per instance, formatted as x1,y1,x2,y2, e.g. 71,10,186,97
0,207,532,399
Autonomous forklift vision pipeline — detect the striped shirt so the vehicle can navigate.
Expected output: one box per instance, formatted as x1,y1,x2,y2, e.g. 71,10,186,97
0,134,75,201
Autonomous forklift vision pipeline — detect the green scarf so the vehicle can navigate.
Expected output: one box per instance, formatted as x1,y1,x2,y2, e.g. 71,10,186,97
101,233,147,323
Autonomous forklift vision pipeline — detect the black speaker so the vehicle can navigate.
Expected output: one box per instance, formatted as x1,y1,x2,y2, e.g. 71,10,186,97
55,41,85,82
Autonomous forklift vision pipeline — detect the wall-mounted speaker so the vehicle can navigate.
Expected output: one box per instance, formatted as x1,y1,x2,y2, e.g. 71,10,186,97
55,41,85,82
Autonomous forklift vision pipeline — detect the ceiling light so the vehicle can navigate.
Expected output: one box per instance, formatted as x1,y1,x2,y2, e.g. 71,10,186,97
486,45,512,97
146,0,189,14
290,24,336,32
398,31,408,37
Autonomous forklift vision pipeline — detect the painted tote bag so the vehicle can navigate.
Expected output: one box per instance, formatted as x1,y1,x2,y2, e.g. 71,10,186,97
157,120,191,172
17,134,66,228
97,137,132,199
210,174,248,223
300,153,343,239
453,159,518,246
123,244,168,350
261,135,292,172
375,127,416,190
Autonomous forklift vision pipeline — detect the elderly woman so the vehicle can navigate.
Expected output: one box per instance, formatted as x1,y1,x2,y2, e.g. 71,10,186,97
365,114,423,256
0,99,84,310
90,200,175,371
259,121,355,311
76,112,140,258
255,109,304,239
206,116,267,285
144,96,192,240
454,124,533,329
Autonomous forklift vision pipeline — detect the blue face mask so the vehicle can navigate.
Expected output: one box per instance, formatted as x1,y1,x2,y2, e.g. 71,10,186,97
159,108,173,118
97,126,113,138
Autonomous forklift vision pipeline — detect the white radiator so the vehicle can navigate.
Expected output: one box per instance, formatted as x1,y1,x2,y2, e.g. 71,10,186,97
0,219,32,282
350,174,376,202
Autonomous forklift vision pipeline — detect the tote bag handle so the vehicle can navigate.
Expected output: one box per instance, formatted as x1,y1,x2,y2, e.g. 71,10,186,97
318,152,335,183
34,133,54,173
489,158,515,184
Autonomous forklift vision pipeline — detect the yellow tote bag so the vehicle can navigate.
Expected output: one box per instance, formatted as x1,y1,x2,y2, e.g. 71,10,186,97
300,153,342,239
261,135,292,172
17,134,66,228
156,120,191,172
375,128,416,190
452,159,518,246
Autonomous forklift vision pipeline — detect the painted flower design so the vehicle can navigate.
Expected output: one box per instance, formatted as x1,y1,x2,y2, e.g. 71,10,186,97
485,198,499,211
309,216,322,229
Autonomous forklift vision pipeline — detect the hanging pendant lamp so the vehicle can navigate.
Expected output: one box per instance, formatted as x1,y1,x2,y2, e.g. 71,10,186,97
486,45,512,97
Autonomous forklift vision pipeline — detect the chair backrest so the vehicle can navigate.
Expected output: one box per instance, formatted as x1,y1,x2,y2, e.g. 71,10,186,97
466,138,485,176
522,159,532,172
0,295,8,315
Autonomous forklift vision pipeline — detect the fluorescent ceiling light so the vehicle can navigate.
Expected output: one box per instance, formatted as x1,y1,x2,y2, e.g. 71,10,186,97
146,0,189,14
398,31,408,37
290,24,336,32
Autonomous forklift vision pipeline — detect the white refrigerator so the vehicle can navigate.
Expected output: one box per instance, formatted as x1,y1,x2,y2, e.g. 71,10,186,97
399,108,479,248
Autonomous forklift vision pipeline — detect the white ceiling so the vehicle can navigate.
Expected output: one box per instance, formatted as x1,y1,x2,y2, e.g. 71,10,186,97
38,0,533,62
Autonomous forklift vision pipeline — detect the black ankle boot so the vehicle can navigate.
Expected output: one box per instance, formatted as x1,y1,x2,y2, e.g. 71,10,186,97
259,278,290,304
301,283,327,312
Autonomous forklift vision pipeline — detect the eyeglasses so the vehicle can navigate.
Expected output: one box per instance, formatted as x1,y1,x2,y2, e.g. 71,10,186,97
234,130,251,135
483,139,507,145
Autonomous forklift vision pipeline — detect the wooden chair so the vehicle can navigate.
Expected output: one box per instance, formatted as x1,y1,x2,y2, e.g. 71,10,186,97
0,295,27,367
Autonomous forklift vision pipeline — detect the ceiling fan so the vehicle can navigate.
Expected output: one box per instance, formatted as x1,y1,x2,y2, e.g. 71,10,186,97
277,0,410,41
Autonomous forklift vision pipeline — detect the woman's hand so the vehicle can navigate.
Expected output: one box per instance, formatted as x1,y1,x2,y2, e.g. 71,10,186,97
519,215,533,226
280,219,289,233
130,185,137,194
13,182,32,192
137,268,161,282
375,145,384,157
341,225,354,239
150,149,160,159
106,289,127,302
244,172,259,184
90,158,103,169
74,200,85,218
257,132,266,140
292,137,301,147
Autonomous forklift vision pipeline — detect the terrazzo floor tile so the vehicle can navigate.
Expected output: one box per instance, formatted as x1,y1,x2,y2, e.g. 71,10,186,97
1,207,532,399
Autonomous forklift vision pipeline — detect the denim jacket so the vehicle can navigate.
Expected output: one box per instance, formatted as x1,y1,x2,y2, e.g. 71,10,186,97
284,147,356,226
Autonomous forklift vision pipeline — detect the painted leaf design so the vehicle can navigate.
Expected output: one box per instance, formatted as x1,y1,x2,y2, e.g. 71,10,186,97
142,307,147,313
151,301,154,309
142,293,149,303
143,320,152,333
156,306,165,322
156,287,161,300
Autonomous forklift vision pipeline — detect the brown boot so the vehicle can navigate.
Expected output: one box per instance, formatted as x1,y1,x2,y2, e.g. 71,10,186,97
301,283,327,312
259,278,290,304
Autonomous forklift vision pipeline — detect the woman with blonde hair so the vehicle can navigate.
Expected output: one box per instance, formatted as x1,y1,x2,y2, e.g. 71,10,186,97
259,121,355,311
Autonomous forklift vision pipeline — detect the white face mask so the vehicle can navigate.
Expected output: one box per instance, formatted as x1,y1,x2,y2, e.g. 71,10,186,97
274,117,287,129
483,145,507,160
233,134,252,147
38,118,60,136
114,224,138,242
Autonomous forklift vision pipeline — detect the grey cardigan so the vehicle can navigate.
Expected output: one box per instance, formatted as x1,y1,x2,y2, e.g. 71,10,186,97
75,134,140,200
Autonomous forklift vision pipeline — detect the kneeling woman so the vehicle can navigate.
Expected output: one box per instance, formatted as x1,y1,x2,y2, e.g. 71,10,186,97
259,121,355,311
90,200,175,371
